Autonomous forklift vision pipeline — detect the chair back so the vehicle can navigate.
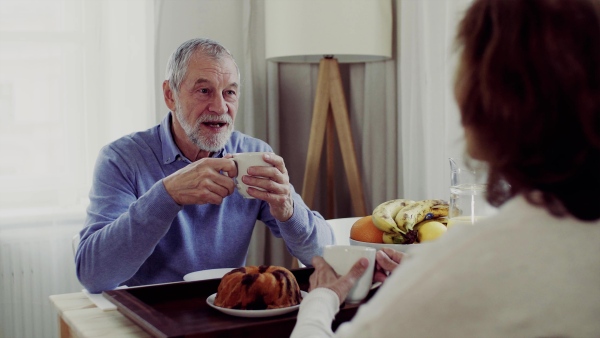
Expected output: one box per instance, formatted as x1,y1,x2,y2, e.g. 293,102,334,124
72,233,80,257
327,217,362,245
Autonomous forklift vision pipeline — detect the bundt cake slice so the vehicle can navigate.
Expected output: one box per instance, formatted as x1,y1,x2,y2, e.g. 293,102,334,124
214,265,302,310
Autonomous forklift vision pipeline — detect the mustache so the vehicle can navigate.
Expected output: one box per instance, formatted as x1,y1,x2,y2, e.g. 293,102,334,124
197,114,233,125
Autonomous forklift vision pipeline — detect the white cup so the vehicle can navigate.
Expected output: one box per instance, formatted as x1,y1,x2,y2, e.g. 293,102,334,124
322,245,376,304
231,152,273,199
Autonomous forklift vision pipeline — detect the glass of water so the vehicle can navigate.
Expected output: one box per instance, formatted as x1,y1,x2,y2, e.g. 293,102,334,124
447,158,496,227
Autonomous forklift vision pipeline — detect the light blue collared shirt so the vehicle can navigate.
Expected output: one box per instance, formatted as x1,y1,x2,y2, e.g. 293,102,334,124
76,113,333,293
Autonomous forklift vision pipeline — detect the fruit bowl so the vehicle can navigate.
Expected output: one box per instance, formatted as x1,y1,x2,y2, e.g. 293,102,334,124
349,238,413,253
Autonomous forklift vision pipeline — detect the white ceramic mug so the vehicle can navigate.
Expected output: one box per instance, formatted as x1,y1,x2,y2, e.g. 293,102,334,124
231,152,273,199
322,245,376,304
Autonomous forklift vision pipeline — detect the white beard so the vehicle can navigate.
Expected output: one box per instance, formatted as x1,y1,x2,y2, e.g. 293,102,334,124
174,99,233,152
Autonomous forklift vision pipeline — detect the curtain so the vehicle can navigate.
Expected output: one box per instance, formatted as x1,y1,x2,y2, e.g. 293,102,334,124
399,0,474,201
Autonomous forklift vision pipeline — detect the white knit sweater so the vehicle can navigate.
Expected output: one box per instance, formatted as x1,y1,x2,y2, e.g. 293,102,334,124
292,195,600,337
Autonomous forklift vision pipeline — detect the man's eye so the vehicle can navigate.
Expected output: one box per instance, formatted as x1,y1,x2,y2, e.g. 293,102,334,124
199,88,209,94
226,90,237,96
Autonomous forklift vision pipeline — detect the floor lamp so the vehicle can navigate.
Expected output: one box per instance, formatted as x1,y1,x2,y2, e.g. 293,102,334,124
265,0,392,218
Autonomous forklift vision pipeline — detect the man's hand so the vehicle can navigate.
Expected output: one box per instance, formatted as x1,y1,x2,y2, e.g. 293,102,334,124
308,256,369,305
228,152,294,222
162,157,237,206
373,247,404,284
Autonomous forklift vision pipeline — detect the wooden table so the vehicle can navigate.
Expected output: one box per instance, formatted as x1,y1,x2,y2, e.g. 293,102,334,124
49,292,151,338
50,268,372,337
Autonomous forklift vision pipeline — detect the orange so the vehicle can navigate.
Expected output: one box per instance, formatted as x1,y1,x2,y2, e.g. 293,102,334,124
350,215,385,243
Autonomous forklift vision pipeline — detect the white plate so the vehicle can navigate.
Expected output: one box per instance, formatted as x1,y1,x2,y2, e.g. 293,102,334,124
183,268,235,281
206,291,307,318
349,238,413,252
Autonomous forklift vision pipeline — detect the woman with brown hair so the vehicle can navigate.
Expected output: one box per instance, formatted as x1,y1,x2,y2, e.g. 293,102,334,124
292,0,600,337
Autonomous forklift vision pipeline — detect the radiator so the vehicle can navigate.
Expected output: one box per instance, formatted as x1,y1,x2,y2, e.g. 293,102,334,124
0,220,83,338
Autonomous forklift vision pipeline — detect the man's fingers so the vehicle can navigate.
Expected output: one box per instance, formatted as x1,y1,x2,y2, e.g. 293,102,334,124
163,157,238,206
212,171,236,194
262,152,285,173
206,179,234,198
218,158,237,178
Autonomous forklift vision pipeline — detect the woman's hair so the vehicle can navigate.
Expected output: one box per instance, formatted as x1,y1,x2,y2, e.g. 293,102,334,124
165,38,240,95
455,0,600,221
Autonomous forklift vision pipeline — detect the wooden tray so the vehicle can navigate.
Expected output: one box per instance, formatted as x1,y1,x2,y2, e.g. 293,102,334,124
103,267,376,338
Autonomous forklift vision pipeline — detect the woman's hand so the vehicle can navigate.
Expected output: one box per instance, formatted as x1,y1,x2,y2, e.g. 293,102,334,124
308,256,369,304
373,248,404,284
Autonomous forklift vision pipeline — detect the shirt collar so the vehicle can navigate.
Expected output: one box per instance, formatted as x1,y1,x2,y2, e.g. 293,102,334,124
160,112,227,164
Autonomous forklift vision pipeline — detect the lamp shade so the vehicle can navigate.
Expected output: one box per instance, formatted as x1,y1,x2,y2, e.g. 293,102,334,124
265,0,392,63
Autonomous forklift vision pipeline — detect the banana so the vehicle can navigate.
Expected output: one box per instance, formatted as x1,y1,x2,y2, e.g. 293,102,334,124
383,230,419,244
382,232,401,244
384,217,449,244
372,199,416,233
394,199,449,233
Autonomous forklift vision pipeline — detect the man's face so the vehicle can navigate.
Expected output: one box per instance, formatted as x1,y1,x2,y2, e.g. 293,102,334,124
171,53,239,152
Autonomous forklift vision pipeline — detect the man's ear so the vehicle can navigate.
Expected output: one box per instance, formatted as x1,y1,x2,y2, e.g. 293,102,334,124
163,80,176,111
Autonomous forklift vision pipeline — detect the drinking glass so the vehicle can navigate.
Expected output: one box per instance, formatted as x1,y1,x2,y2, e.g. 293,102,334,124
447,158,496,227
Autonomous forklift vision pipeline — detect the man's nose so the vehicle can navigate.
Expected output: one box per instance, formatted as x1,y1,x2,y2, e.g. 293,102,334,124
209,94,227,114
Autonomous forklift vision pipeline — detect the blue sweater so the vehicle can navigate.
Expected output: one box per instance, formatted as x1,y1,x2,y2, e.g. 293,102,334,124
76,113,334,293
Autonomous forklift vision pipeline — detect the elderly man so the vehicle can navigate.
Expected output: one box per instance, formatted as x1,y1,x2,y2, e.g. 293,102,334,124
76,38,334,293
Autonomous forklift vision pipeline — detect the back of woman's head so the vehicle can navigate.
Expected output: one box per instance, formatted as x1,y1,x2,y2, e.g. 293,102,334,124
455,0,600,220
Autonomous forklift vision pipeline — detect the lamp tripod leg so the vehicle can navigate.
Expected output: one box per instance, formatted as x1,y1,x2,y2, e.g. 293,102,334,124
301,58,367,217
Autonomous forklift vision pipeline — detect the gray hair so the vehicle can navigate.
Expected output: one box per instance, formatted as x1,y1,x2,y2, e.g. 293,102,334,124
165,38,240,95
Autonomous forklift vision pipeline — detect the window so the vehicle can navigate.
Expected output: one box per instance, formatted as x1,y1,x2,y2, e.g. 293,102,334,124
0,0,155,223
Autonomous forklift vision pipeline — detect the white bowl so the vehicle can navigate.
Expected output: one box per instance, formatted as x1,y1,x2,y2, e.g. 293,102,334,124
349,238,413,253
